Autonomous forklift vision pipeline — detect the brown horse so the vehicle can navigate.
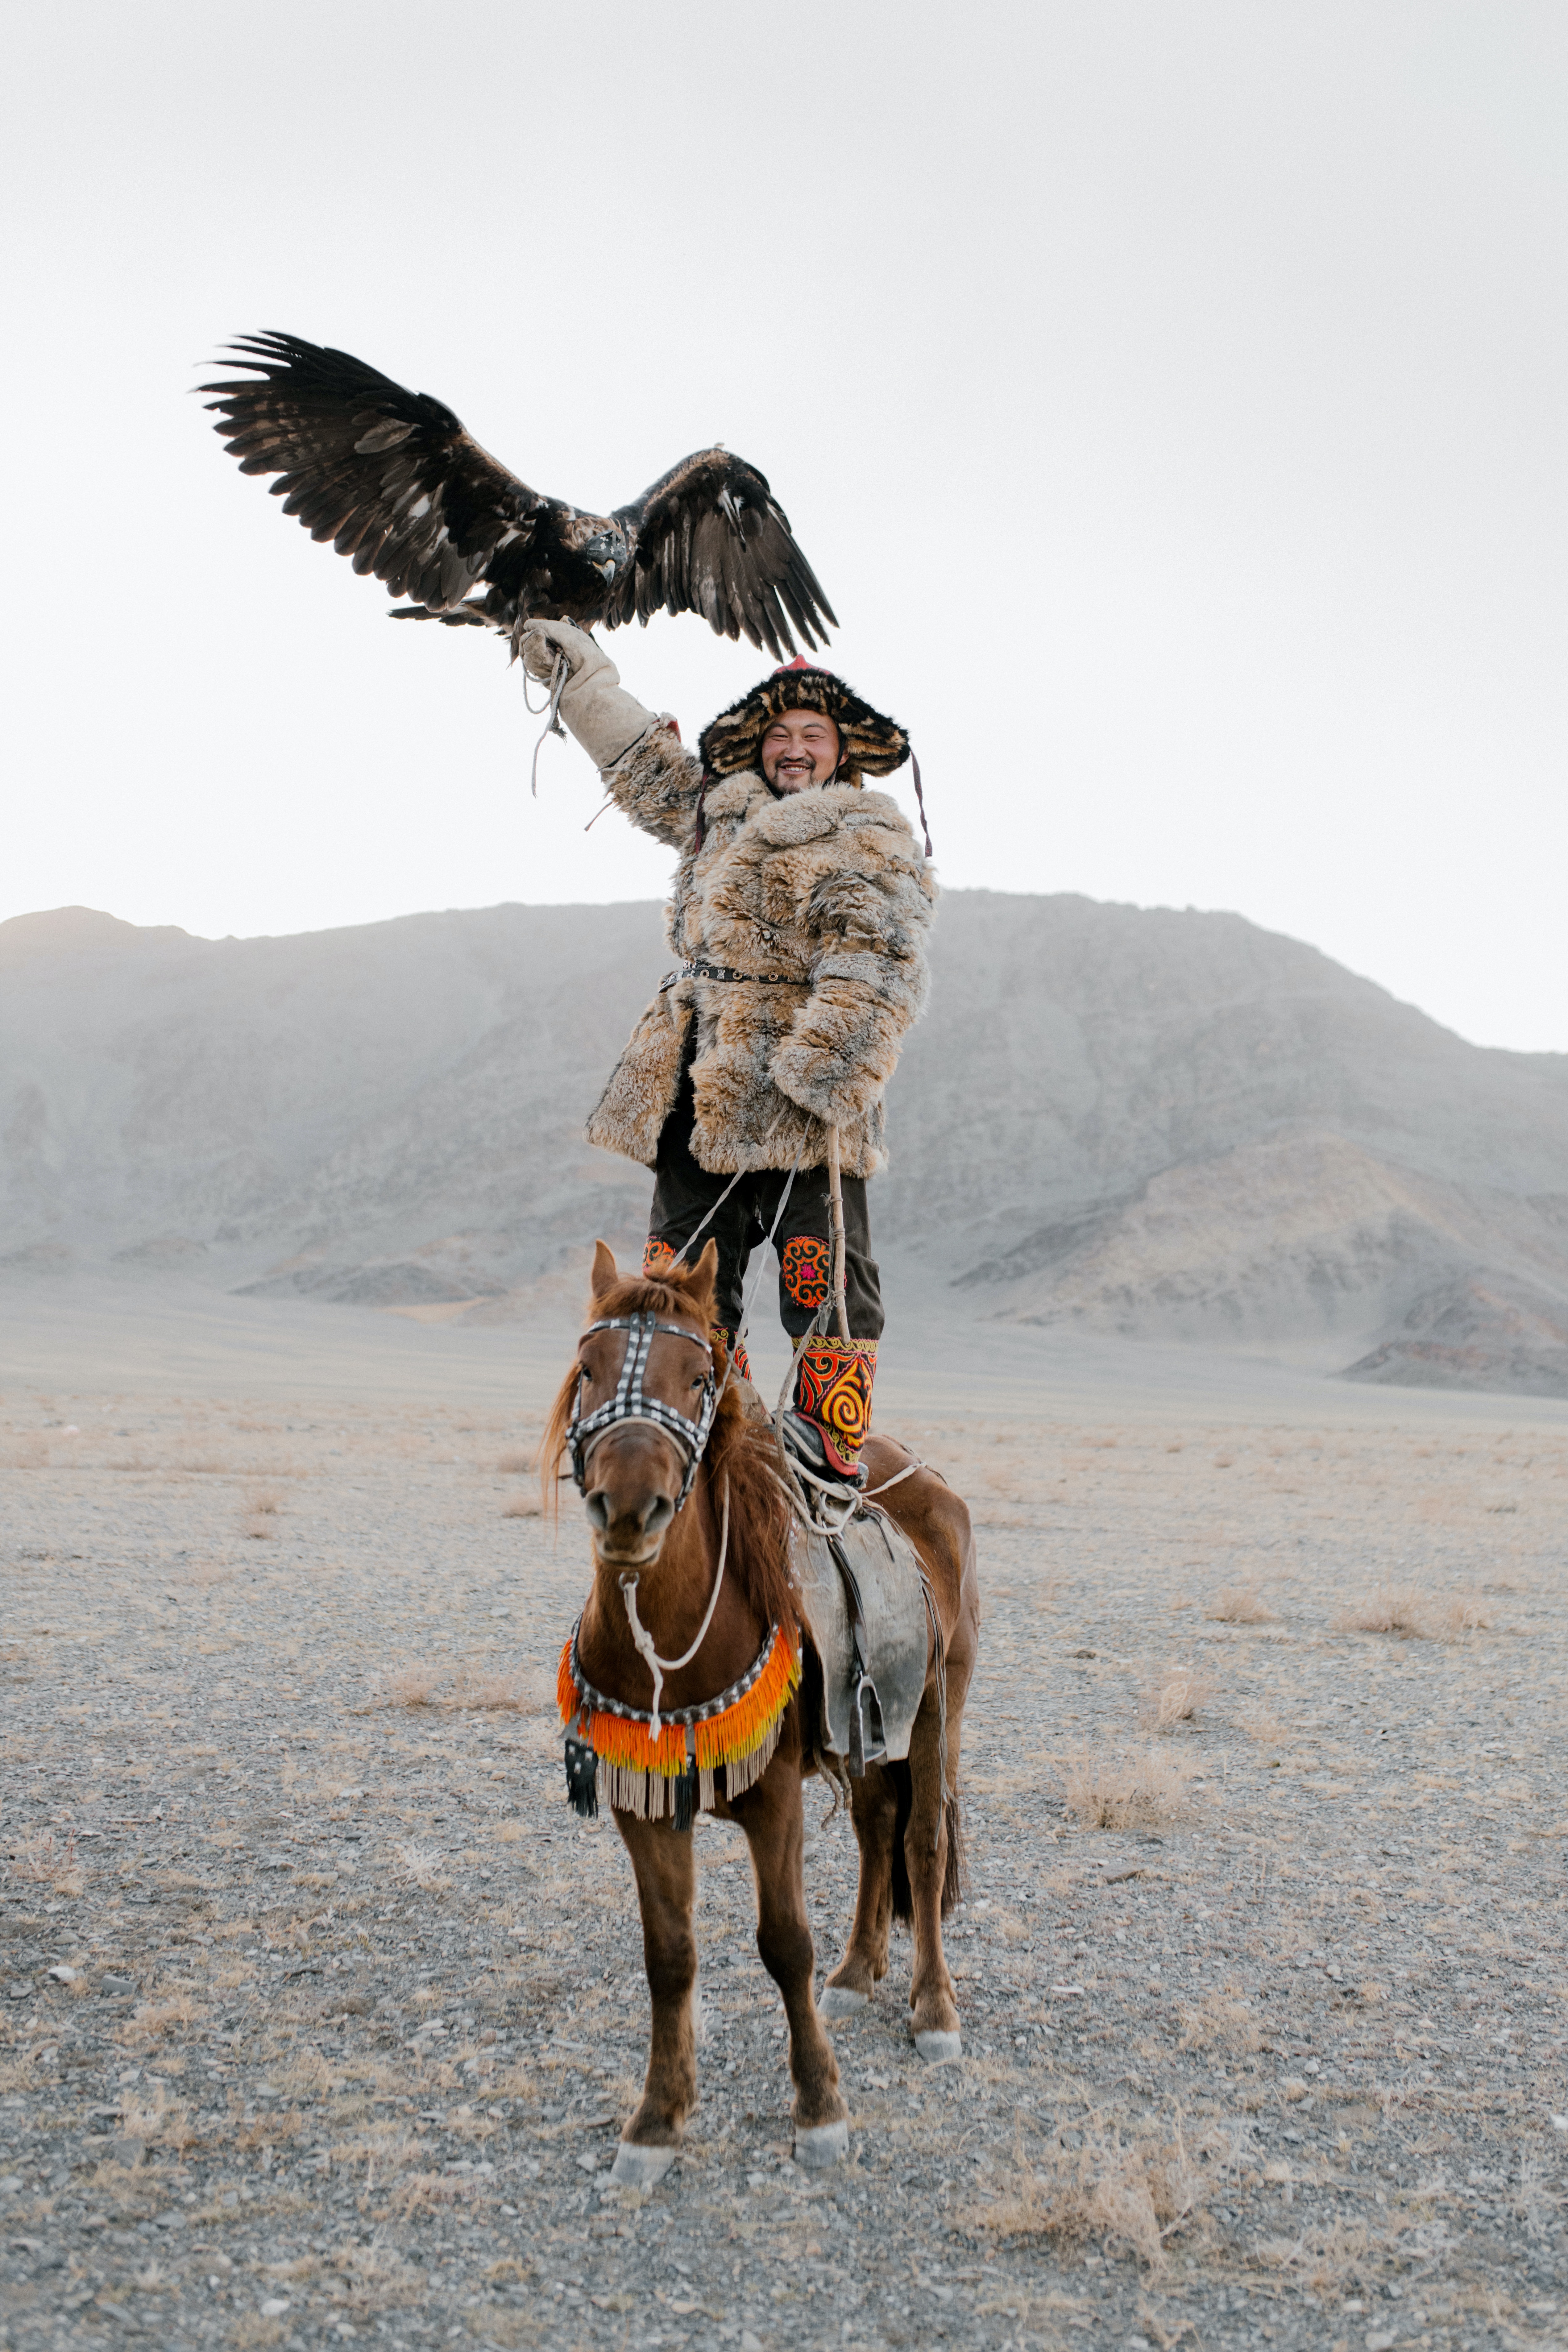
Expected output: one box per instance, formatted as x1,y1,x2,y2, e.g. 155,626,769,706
543,1239,980,2183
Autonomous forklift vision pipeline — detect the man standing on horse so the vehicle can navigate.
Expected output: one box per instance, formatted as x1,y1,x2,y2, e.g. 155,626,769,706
521,618,935,1492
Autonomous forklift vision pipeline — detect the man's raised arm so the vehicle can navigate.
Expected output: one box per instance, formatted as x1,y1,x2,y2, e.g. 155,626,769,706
521,617,704,851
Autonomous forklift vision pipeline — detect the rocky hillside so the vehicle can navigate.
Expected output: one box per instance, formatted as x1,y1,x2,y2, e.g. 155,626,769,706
3,895,1566,1393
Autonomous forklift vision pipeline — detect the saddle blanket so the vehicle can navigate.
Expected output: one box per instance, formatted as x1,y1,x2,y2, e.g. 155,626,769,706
793,1505,929,1765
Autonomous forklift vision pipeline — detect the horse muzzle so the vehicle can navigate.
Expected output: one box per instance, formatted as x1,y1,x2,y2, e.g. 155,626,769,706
584,1482,675,1566
580,1421,684,1564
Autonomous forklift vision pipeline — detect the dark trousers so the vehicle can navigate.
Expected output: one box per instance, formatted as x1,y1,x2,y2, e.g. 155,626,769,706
645,1059,884,1344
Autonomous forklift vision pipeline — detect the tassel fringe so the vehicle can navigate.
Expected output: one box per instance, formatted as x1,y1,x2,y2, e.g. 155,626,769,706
558,1623,799,1820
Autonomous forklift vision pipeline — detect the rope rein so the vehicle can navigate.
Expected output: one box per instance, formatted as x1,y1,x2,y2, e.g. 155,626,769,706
618,1473,729,1740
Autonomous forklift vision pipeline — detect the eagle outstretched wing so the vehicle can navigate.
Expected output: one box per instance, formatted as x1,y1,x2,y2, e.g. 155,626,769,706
201,332,545,614
610,449,836,660
204,333,836,655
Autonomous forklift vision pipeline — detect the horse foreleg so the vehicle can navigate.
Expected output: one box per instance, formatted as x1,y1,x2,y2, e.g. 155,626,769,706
905,1693,964,2062
612,1812,699,2183
735,1763,848,2167
820,1764,899,2014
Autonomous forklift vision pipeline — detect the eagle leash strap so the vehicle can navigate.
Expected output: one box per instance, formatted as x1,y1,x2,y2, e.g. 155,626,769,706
524,649,569,797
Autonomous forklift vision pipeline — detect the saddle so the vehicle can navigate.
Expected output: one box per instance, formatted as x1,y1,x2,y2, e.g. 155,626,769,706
792,1506,931,1777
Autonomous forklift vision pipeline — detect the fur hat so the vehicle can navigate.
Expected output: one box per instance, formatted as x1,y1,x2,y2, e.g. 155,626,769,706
697,658,909,785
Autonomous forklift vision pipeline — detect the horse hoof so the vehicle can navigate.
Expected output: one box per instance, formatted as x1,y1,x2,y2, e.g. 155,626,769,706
914,2029,963,2064
793,2119,849,2170
818,1985,868,2021
609,2142,677,2189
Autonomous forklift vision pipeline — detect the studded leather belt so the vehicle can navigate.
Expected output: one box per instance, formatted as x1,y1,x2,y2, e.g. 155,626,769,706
660,956,804,989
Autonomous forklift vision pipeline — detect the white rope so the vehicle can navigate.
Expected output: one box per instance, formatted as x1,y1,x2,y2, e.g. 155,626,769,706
524,649,568,797
771,1326,861,1536
618,1473,729,1740
666,1164,748,1272
734,1132,811,1356
861,1459,923,1500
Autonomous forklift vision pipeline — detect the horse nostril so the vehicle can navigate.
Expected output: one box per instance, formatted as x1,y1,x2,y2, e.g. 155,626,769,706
641,1495,674,1538
584,1491,611,1532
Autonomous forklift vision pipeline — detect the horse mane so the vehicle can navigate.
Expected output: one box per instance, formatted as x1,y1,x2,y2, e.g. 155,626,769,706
539,1274,797,1633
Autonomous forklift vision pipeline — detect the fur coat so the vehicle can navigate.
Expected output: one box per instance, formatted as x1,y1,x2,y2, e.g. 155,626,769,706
586,722,936,1177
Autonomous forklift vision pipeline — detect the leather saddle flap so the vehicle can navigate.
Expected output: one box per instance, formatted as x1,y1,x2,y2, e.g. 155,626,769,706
793,1507,929,1764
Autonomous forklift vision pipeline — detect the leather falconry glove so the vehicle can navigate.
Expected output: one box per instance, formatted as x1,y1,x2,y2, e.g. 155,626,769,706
520,618,654,772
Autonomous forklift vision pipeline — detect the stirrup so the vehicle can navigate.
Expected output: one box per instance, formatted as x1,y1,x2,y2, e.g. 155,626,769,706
782,1411,868,1495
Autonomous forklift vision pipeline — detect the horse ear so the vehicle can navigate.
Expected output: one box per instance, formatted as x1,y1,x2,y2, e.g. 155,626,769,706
590,1240,619,1301
682,1237,719,1313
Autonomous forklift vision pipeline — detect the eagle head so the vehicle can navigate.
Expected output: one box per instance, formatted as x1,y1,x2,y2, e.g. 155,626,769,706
578,524,628,585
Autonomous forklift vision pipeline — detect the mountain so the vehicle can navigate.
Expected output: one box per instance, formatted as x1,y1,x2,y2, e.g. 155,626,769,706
3,894,1566,1394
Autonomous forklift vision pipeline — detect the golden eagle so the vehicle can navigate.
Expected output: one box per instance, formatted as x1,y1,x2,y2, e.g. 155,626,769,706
202,333,836,662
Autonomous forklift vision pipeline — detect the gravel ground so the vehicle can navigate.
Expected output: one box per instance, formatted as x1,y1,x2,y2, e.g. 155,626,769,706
3,1368,1568,2352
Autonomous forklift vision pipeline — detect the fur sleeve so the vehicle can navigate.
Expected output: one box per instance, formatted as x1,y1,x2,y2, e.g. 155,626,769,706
603,722,705,852
768,815,936,1128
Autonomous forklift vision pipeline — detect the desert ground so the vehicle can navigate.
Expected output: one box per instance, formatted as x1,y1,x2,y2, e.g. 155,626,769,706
3,1287,1568,2352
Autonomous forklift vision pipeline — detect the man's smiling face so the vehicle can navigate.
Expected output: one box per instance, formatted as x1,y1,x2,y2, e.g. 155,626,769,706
759,708,841,792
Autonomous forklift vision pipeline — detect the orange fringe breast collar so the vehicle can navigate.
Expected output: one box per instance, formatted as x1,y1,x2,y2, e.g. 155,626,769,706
558,1617,800,1821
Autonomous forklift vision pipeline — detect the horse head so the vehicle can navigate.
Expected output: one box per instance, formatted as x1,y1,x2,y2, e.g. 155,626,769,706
570,1238,721,1567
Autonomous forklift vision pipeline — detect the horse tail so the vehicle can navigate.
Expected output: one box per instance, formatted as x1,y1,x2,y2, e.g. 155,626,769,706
886,1769,964,1923
941,1791,965,1918
889,1762,914,1927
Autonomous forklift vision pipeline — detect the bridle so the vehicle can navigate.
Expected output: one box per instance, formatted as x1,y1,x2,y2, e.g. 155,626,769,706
567,1312,719,1513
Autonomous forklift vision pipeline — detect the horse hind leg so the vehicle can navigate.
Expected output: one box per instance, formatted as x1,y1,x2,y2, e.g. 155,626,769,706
610,1814,699,2186
904,1699,964,2063
820,1760,900,2016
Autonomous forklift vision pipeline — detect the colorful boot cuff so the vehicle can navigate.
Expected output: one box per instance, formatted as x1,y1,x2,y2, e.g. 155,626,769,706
793,1337,877,1475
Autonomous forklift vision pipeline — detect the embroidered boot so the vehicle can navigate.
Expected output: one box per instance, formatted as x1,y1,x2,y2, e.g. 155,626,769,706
713,1325,754,1384
786,1336,877,1490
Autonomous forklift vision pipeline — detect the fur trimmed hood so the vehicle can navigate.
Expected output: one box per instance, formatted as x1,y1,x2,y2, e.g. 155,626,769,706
696,658,909,786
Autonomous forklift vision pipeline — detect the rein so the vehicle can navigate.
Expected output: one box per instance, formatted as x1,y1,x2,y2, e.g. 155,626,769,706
618,1474,730,1739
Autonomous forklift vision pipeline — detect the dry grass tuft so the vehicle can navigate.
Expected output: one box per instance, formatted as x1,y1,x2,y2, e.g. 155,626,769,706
242,1485,284,1540
395,1842,450,1890
6,1828,84,1898
450,1668,528,1712
130,1990,205,2040
380,1665,442,1708
228,2318,287,2350
119,2083,197,2151
1176,1985,1263,2053
390,2171,487,2216
1061,1746,1195,1832
1334,1584,1429,1639
1252,2215,1376,2292
1437,1589,1493,1640
501,1494,543,1519
1205,1581,1271,1624
973,2119,1207,2267
1145,1665,1211,1731
496,1448,535,1475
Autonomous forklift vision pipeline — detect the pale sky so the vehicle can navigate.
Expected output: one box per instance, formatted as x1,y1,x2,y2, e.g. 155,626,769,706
6,2,1566,1051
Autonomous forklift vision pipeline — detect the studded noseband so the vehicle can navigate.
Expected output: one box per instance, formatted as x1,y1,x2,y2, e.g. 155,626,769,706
567,1312,719,1513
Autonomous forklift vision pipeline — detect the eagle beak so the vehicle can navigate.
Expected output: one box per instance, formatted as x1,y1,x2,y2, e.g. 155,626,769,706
595,560,618,582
